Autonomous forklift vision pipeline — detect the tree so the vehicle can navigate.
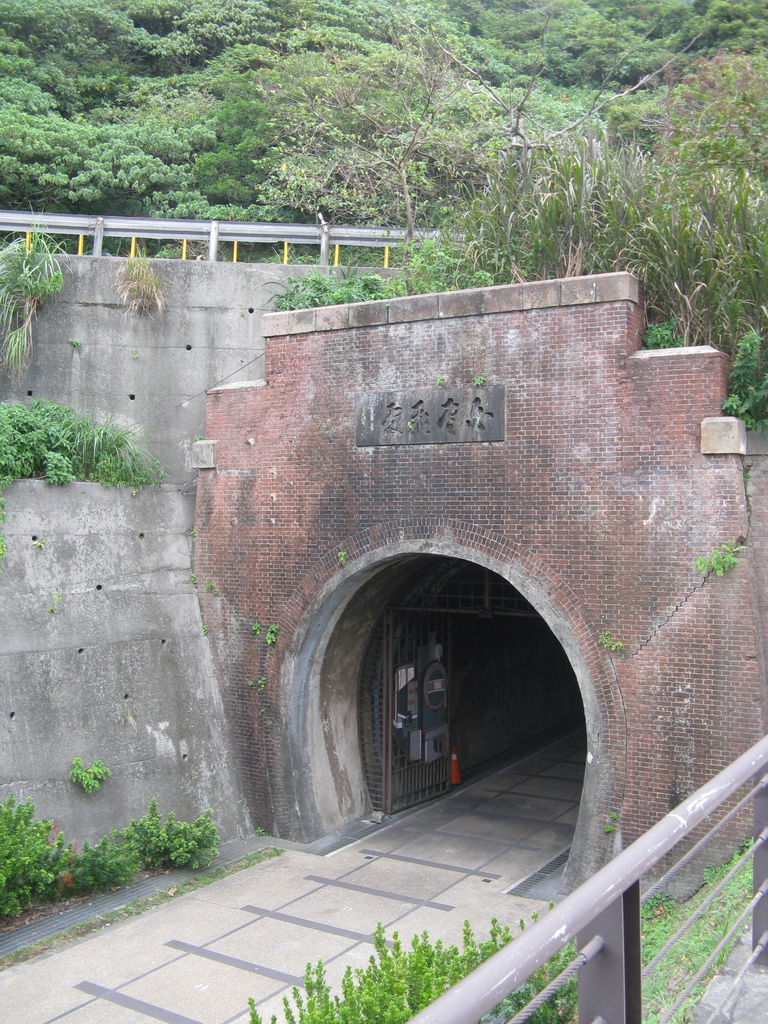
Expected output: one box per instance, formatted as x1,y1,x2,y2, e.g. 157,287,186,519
656,50,768,183
252,38,503,235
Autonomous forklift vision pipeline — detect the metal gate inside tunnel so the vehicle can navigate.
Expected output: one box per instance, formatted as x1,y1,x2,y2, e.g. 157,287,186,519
358,559,585,816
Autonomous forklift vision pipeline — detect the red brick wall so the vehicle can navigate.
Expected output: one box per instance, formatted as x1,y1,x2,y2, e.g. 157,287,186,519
194,273,764,862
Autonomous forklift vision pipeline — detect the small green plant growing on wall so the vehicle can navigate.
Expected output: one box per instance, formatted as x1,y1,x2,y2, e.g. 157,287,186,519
67,338,82,350
251,621,261,636
604,811,619,834
695,541,745,577
204,580,220,595
247,677,267,690
436,376,447,386
599,630,623,652
472,374,486,387
69,757,110,793
31,537,46,550
48,593,61,614
337,550,348,565
265,624,279,645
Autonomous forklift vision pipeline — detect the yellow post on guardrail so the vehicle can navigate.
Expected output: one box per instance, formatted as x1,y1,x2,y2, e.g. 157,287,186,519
182,239,188,260
384,245,389,269
282,241,289,265
233,241,238,263
333,244,340,267
25,231,31,252
129,237,137,258
77,235,84,256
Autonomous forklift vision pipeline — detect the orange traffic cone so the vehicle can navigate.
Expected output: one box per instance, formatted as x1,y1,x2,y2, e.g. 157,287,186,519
450,747,462,785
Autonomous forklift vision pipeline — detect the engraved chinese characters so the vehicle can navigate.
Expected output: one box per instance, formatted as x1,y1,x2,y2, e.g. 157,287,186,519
357,385,505,446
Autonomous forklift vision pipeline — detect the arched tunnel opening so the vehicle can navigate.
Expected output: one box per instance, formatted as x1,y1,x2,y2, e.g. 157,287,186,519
357,557,586,817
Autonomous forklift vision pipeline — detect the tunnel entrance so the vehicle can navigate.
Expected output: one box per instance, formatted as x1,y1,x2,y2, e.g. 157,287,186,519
358,558,584,815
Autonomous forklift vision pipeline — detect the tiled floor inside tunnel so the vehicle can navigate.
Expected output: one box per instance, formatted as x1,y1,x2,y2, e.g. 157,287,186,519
1,731,586,1024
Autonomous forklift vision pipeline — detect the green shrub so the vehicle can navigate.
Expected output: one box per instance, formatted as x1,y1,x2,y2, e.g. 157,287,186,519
120,798,219,870
722,331,768,432
248,919,575,1024
273,270,390,311
0,795,70,917
66,837,140,896
0,399,164,491
643,320,685,349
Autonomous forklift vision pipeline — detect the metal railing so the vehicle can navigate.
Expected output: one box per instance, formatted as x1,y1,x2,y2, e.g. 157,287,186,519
0,209,437,266
407,732,768,1024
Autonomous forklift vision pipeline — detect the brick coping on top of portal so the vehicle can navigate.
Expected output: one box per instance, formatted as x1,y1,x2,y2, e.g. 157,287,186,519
259,271,641,337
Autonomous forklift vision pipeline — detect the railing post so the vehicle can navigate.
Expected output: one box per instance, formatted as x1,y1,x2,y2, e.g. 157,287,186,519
320,223,330,267
93,218,104,256
755,775,768,965
578,881,641,1024
208,220,219,262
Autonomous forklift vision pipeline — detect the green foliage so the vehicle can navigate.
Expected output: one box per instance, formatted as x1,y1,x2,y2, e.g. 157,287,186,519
641,845,753,1022
65,836,140,896
385,240,494,298
722,331,768,432
695,541,745,577
0,233,63,374
0,795,69,917
273,271,390,311
599,630,623,652
272,239,496,310
69,756,110,793
643,320,684,349
0,400,164,491
120,797,219,870
264,624,279,645
248,919,574,1024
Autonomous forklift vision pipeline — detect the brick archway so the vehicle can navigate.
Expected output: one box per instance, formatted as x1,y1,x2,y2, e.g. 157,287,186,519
196,272,762,883
274,522,626,886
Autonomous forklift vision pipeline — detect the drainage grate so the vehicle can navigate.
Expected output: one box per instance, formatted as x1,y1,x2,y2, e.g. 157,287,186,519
506,848,570,899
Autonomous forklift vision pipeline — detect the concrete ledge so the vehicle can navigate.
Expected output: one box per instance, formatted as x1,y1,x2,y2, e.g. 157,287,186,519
260,272,641,336
630,345,722,360
208,379,266,395
701,417,746,455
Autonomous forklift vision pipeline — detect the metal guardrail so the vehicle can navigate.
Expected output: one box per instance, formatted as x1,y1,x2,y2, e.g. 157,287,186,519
0,210,437,265
407,732,768,1024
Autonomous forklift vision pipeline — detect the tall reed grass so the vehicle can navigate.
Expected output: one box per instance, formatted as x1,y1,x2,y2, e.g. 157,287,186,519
0,233,63,375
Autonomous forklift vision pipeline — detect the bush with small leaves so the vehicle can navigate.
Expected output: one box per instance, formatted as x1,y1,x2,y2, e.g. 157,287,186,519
120,798,219,870
0,795,70,917
66,837,140,896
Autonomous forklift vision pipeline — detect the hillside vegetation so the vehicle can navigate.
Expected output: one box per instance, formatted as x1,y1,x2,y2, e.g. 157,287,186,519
2,0,766,228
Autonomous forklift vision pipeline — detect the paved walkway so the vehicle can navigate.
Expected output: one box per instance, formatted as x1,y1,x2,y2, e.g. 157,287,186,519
0,734,585,1024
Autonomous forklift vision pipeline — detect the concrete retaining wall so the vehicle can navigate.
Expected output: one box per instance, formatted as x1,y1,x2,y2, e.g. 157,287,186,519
0,257,309,844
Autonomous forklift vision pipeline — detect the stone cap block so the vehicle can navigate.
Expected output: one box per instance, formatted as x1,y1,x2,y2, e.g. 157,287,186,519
701,417,746,455
260,271,641,337
191,439,217,469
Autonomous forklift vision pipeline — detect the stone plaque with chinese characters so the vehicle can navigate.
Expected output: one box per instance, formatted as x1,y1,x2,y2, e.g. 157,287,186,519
356,385,505,446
